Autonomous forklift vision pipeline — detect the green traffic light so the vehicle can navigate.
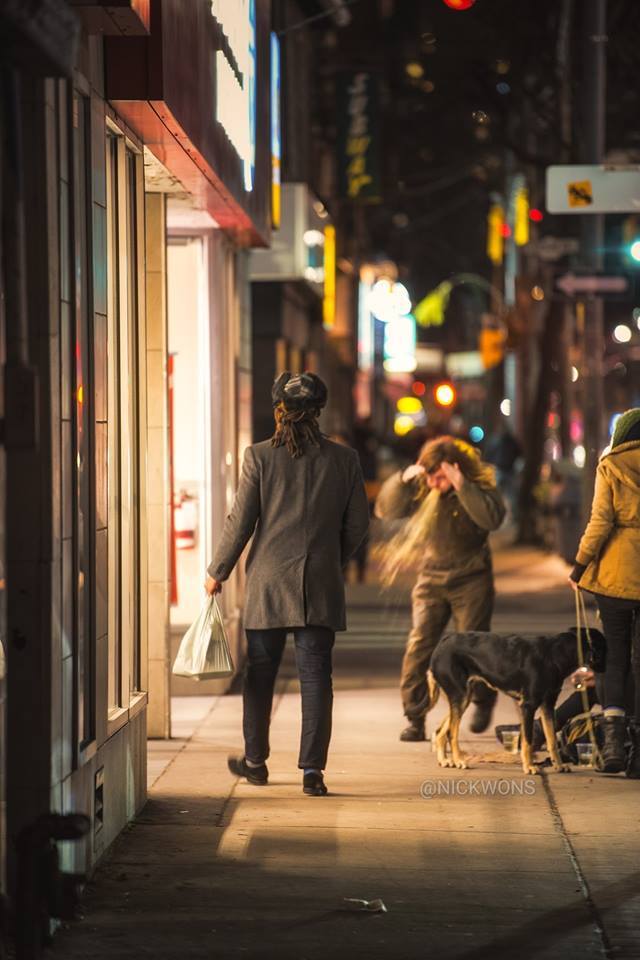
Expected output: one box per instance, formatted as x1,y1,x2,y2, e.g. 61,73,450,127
631,240,640,263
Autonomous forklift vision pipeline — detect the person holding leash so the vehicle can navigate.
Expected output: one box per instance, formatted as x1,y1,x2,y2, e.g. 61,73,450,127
570,408,640,777
205,373,369,796
375,436,506,742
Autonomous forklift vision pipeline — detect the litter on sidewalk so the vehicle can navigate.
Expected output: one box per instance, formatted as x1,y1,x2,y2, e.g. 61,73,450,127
343,898,388,913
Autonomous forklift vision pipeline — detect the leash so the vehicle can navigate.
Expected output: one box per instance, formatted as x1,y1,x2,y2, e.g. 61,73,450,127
574,589,603,767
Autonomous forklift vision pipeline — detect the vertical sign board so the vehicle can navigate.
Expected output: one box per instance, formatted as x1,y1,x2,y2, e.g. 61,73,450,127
270,32,281,229
337,72,381,202
211,0,257,192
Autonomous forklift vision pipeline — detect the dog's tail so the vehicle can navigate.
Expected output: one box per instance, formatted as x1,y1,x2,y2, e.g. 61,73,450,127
427,669,440,710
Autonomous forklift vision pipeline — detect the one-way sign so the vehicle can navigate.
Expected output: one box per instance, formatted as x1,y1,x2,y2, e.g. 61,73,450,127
555,272,630,297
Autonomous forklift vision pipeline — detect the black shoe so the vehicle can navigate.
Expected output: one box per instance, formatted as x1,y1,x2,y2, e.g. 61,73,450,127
626,720,640,779
303,771,328,796
400,721,426,742
227,755,269,785
597,716,626,774
469,701,494,735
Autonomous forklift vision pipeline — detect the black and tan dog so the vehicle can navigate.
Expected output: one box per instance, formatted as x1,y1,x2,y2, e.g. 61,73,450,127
427,627,605,775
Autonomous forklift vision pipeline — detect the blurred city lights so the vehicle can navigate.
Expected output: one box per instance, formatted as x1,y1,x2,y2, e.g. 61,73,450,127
501,223,512,238
369,279,412,322
397,396,423,415
613,323,632,343
442,0,476,9
412,381,426,397
633,307,640,328
630,240,640,262
573,444,586,468
531,285,545,301
571,366,579,382
394,414,416,437
529,208,544,223
434,382,456,407
469,425,485,443
496,82,511,95
495,60,511,74
405,61,424,79
500,398,511,416
473,110,490,125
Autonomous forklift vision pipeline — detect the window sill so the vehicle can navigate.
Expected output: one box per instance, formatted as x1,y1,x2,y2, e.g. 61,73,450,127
106,692,148,740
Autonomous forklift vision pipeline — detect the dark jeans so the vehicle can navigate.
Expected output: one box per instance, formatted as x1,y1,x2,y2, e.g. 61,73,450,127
595,593,640,716
243,626,335,770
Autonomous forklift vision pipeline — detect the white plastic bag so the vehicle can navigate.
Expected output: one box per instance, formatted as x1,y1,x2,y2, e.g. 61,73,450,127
172,597,234,680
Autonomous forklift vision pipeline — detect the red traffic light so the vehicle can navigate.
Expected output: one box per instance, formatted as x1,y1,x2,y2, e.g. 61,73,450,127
529,208,544,223
442,0,476,8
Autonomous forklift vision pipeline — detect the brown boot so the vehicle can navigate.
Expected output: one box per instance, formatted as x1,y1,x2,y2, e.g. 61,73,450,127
400,720,426,742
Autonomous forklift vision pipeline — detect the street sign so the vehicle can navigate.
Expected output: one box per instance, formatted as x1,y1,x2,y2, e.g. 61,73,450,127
546,165,640,214
555,272,630,297
528,235,580,262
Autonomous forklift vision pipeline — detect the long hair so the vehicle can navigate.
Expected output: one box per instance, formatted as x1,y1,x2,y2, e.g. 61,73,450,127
378,436,496,586
271,402,323,458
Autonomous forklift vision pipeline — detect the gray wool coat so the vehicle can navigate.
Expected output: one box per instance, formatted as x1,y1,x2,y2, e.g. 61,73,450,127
208,438,370,631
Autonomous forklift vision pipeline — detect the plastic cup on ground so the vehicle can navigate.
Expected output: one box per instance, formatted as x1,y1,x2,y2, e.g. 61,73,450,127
576,742,594,767
502,730,519,754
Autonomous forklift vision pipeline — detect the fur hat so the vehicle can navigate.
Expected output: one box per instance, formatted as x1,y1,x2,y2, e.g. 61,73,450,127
611,408,640,447
271,372,328,411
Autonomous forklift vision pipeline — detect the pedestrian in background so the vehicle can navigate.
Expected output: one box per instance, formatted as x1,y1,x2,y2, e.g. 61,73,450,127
570,408,640,777
205,373,369,796
375,436,506,742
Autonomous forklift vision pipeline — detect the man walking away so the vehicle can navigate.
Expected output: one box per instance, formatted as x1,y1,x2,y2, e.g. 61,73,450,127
205,373,369,796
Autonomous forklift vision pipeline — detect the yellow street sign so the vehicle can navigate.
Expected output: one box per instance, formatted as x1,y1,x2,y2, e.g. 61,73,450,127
567,180,593,207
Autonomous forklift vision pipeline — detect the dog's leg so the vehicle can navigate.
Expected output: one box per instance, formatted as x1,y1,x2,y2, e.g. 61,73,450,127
540,701,571,773
519,702,539,775
435,711,452,767
449,701,470,770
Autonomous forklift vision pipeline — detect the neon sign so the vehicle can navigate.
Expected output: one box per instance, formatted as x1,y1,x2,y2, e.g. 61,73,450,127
211,0,256,192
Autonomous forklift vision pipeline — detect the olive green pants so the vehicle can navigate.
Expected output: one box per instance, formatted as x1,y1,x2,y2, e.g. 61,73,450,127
401,571,495,721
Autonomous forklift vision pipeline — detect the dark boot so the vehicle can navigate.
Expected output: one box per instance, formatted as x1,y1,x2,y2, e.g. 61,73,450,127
400,719,426,742
626,720,640,779
598,716,626,774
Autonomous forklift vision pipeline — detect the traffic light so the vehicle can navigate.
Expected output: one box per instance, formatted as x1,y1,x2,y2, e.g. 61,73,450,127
622,216,640,264
442,0,476,8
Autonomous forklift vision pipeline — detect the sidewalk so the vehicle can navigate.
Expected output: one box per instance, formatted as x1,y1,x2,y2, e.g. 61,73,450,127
58,545,640,960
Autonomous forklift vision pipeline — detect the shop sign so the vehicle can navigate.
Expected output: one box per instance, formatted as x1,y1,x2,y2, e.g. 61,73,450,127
211,0,257,191
270,32,282,228
384,314,417,374
337,72,381,202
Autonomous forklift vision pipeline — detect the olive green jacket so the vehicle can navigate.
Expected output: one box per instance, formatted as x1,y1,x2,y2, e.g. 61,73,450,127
576,440,640,600
375,471,505,587
208,438,369,631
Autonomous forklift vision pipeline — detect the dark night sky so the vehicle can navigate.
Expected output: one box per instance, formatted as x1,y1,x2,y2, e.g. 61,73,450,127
311,0,640,307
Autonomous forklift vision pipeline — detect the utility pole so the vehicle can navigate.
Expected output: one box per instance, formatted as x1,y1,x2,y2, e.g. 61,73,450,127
580,0,607,517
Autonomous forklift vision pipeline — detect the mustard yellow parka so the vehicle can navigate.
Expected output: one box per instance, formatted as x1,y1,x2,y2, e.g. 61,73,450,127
576,439,640,600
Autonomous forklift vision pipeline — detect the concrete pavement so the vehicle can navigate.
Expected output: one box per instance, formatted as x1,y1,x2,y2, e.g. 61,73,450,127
57,545,640,959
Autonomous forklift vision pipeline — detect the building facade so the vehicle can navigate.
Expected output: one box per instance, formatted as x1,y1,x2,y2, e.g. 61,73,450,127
1,0,271,939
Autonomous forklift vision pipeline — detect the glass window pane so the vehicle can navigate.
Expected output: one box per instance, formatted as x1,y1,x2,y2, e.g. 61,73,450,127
106,134,122,712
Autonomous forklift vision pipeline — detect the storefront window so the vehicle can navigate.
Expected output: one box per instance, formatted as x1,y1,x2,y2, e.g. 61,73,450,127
105,127,142,716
